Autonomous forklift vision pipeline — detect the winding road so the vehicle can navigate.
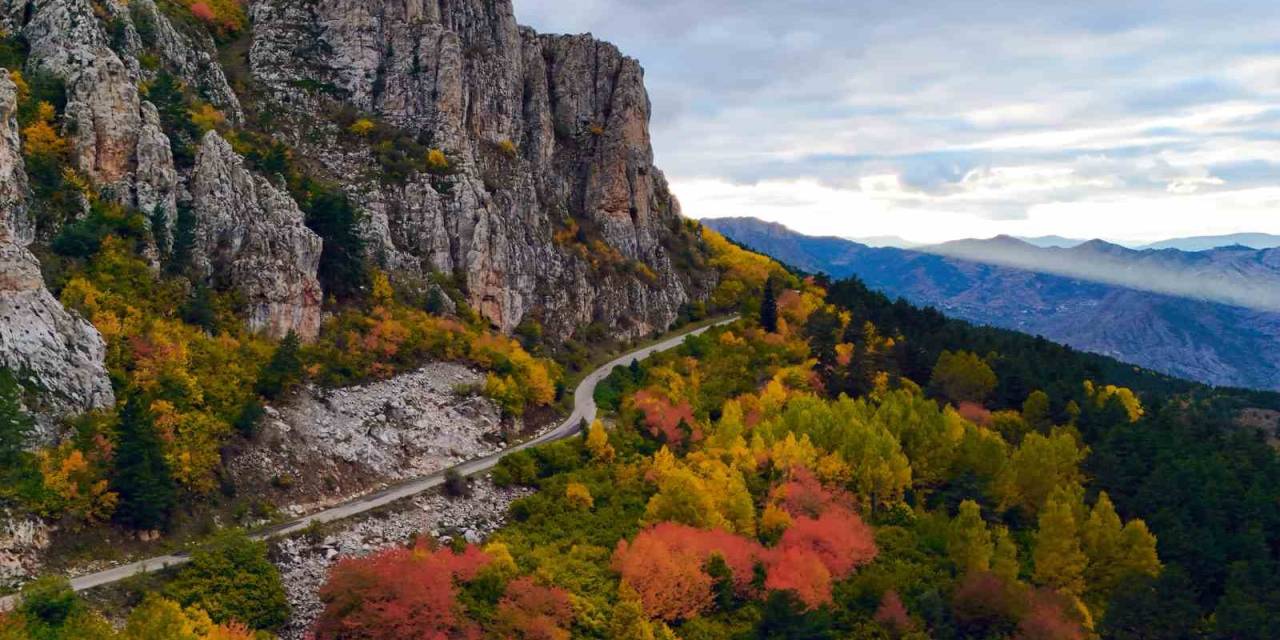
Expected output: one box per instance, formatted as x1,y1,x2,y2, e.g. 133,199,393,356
14,316,738,601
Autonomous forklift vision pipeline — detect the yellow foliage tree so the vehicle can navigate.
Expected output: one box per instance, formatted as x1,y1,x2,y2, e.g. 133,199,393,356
566,481,594,510
585,419,615,463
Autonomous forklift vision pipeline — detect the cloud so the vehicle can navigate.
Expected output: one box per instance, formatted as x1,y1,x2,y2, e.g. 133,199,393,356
513,0,1280,241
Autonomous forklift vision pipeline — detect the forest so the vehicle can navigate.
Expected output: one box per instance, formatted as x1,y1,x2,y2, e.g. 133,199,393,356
0,1,1277,636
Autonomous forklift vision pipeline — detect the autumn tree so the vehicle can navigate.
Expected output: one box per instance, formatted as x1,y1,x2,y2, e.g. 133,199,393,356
931,350,996,404
997,430,1086,515
585,419,615,463
612,522,764,621
875,590,915,636
491,577,574,640
1032,485,1087,598
948,499,994,575
315,542,490,639
1081,492,1160,602
774,508,878,579
111,392,176,531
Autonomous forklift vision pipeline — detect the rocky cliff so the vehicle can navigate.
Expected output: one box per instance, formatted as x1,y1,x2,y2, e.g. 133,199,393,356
246,0,709,338
0,71,114,432
0,0,711,429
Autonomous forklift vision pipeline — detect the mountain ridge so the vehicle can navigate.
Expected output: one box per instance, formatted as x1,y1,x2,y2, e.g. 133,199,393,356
705,216,1280,390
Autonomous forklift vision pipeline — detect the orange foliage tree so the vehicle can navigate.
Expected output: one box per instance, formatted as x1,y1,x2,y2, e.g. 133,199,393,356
612,522,764,621
491,577,574,640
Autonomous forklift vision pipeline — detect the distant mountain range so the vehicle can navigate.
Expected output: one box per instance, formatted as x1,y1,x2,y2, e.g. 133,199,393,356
1135,233,1280,252
704,217,1280,391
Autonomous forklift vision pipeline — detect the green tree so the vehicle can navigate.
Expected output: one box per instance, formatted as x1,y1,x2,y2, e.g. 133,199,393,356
1032,485,1087,598
254,331,303,400
110,393,176,531
303,189,368,302
1022,390,1052,431
0,368,33,468
760,282,778,333
165,528,290,631
997,430,1086,515
930,351,996,404
992,526,1020,583
948,499,994,575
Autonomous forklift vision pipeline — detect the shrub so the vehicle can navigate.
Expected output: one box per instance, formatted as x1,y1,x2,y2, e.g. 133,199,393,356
166,529,290,631
444,468,471,498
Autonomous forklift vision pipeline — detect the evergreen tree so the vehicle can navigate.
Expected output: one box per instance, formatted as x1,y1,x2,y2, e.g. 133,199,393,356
304,190,369,301
255,331,303,400
1022,390,1053,431
948,499,994,575
0,368,33,468
1032,485,1087,598
111,393,176,531
760,282,778,333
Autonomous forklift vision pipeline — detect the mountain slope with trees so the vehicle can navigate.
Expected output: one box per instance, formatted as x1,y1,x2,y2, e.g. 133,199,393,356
705,216,1280,390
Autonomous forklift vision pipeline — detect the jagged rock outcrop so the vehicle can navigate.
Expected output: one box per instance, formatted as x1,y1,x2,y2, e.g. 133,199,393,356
189,131,323,339
0,72,113,431
247,0,712,339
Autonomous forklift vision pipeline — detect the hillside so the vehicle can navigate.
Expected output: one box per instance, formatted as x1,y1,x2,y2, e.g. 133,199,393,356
705,216,1280,391
0,2,1278,639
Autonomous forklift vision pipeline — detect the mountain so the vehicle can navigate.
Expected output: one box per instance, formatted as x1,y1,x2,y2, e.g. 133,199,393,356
705,217,1280,390
1014,234,1087,248
0,0,714,429
924,235,1280,312
1137,232,1280,251
847,234,922,249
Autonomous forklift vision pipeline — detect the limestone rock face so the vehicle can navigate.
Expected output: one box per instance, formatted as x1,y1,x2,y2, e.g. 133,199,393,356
247,0,712,339
189,132,324,339
0,73,113,431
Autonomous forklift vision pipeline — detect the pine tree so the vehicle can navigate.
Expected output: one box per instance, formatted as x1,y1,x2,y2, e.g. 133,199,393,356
1033,485,1087,598
111,393,176,531
0,368,33,468
760,282,778,333
1022,390,1053,431
948,499,994,575
255,331,303,400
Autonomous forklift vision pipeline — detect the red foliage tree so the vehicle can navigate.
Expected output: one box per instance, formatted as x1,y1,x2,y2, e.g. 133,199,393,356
951,571,1022,630
763,545,832,609
314,541,490,640
491,577,574,640
612,522,764,621
775,507,877,578
1015,590,1084,640
771,467,853,518
633,390,700,445
874,590,914,635
188,1,216,23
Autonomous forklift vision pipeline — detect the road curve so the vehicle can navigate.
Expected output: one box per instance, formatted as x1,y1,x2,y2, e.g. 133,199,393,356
31,316,739,598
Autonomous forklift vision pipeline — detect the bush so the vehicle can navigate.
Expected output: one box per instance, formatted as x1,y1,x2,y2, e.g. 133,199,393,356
444,468,471,498
165,528,290,631
492,450,538,487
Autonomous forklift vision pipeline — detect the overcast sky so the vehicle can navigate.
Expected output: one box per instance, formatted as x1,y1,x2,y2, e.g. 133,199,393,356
515,0,1280,244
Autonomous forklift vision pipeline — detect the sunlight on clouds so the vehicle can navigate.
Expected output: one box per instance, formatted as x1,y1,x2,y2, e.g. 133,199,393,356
677,177,1280,246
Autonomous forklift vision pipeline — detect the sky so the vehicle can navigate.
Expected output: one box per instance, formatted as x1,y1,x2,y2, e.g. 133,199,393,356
514,0,1280,245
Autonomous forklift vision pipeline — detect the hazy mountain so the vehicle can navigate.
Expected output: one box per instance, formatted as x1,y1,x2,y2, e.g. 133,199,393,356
1014,235,1088,248
1137,233,1280,252
924,236,1280,312
705,217,1280,390
847,235,923,249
